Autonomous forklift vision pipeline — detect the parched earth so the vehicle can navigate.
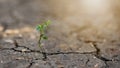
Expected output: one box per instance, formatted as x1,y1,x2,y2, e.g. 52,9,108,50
0,0,120,68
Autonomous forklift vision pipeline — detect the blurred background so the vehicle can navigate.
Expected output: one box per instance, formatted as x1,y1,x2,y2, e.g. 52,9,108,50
0,0,120,41
0,0,120,68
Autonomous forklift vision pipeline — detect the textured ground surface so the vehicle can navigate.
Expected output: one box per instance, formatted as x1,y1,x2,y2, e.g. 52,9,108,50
0,0,120,68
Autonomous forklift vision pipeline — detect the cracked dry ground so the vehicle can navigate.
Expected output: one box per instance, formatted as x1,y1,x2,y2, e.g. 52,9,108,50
0,0,120,68
0,22,120,68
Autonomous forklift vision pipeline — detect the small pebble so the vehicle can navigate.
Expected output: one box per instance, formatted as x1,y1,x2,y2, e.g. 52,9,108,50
94,64,99,68
18,34,23,37
30,34,36,39
20,27,34,33
0,25,4,32
4,39,14,44
0,61,3,63
57,64,64,68
21,49,28,52
5,29,20,34
16,57,25,60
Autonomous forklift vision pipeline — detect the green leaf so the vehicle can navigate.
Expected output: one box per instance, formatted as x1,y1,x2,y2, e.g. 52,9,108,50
36,24,45,32
42,35,48,40
36,25,42,31
36,20,51,33
45,20,51,26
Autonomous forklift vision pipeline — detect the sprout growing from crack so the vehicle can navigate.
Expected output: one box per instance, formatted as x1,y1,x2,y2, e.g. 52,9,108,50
36,20,51,52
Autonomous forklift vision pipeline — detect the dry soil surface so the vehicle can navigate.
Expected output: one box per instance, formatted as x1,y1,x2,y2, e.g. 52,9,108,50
0,0,120,68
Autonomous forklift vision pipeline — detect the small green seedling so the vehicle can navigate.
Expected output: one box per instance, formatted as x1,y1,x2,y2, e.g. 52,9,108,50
36,20,51,50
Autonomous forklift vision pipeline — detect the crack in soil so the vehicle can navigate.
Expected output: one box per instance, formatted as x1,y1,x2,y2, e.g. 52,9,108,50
0,47,95,58
0,40,96,60
91,42,112,68
26,61,35,68
0,40,114,68
79,40,113,68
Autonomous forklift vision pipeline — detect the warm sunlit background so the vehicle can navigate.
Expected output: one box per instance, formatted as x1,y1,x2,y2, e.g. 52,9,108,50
0,0,120,41
0,0,120,39
43,0,120,41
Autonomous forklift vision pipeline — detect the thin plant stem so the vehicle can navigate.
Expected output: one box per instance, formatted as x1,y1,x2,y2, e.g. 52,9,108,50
38,33,43,52
38,33,47,60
